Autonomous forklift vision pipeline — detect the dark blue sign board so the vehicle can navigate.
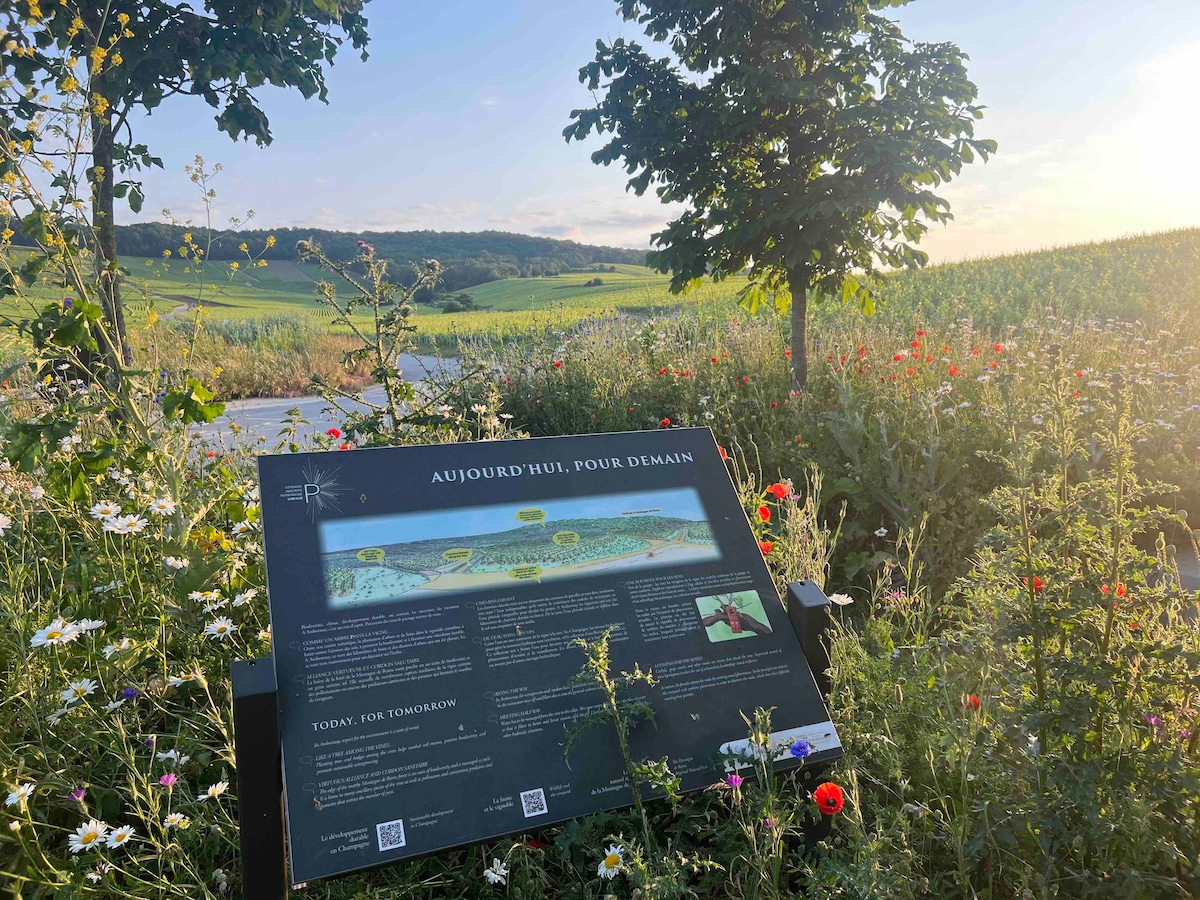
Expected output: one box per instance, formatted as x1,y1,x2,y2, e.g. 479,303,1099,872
257,428,840,885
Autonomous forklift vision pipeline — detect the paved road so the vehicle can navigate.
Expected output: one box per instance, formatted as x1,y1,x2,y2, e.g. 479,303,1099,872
1179,538,1200,592
197,354,456,445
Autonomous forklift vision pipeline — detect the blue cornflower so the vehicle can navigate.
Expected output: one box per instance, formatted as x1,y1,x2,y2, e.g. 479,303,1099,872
789,739,812,760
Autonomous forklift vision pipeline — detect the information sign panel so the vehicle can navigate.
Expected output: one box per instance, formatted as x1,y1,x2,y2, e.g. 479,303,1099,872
258,428,840,885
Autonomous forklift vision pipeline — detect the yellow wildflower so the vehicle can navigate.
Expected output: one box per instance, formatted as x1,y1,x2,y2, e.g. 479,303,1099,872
61,75,78,92
110,52,122,67
183,232,192,243
89,46,106,74
265,235,276,248
92,94,109,116
229,261,239,271
256,259,268,267
162,249,171,258
117,12,130,25
238,242,248,252
123,28,133,38
0,229,13,242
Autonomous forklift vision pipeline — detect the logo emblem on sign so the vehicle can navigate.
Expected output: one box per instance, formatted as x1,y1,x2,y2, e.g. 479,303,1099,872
281,463,344,520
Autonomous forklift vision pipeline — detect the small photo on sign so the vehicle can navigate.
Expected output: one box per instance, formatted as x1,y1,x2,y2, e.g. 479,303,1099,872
317,487,720,609
695,590,773,642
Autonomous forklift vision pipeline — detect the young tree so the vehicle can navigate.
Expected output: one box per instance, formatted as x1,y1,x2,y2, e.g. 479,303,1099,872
564,0,995,389
0,1,371,364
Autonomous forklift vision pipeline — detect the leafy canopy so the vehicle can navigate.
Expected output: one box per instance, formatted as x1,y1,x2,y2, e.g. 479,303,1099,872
565,0,995,314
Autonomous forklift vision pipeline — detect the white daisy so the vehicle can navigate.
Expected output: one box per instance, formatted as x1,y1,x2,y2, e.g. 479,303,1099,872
188,590,218,603
199,781,228,802
163,556,189,570
30,618,81,648
483,858,508,885
61,678,98,704
106,825,135,848
203,599,229,613
0,513,11,535
258,626,272,643
104,699,125,712
147,497,176,516
873,526,889,538
46,706,71,725
232,589,257,607
828,593,854,606
26,485,45,500
5,783,34,808
102,638,133,659
58,434,82,453
156,749,191,766
68,819,109,853
89,500,121,520
230,521,252,535
167,671,203,689
597,843,624,879
77,618,105,632
204,617,237,641
163,812,189,829
108,514,148,534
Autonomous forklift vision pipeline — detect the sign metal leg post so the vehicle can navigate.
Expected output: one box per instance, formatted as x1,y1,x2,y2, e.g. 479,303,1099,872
231,658,287,899
785,581,832,699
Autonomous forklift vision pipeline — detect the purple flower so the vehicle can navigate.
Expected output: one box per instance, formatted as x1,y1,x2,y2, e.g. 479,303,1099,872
789,739,813,760
69,788,85,802
62,298,73,308
724,774,743,789
159,773,177,788
122,687,138,700
763,816,778,829
1144,714,1163,731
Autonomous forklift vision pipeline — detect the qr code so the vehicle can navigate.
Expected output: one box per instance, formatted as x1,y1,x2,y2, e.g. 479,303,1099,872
376,817,406,851
520,788,547,818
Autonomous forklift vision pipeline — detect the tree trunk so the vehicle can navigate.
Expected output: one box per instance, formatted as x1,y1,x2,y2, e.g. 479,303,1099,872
789,271,808,391
90,110,132,367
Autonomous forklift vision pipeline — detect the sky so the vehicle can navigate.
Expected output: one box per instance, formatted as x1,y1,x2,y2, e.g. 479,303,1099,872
119,0,1200,263
318,487,708,552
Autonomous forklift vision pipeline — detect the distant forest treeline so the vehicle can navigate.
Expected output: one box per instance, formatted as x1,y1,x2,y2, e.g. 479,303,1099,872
113,224,648,291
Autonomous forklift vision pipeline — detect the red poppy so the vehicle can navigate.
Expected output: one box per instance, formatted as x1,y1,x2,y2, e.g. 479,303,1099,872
971,348,981,356
925,354,934,363
1074,370,1084,377
710,356,719,364
658,368,668,375
757,505,771,522
941,345,950,353
325,427,342,439
339,442,353,450
784,349,792,357
553,360,563,368
963,695,981,712
893,354,904,362
770,401,778,408
915,329,927,337
858,346,867,358
526,838,549,850
1105,582,1127,598
993,343,1004,353
206,450,217,459
742,375,750,384
948,364,961,377
813,782,844,815
718,445,729,460
628,406,635,412
911,340,921,348
660,417,671,428
1023,575,1044,593
906,368,915,376
758,540,774,555
767,483,789,499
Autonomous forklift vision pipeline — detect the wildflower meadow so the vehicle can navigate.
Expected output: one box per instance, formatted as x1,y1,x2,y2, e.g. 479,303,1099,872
0,3,1198,898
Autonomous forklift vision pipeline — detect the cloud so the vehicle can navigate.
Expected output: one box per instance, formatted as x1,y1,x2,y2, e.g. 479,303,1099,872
532,224,583,238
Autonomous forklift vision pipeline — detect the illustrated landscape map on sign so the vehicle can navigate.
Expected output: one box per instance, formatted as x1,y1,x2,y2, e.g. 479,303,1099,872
319,487,719,607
